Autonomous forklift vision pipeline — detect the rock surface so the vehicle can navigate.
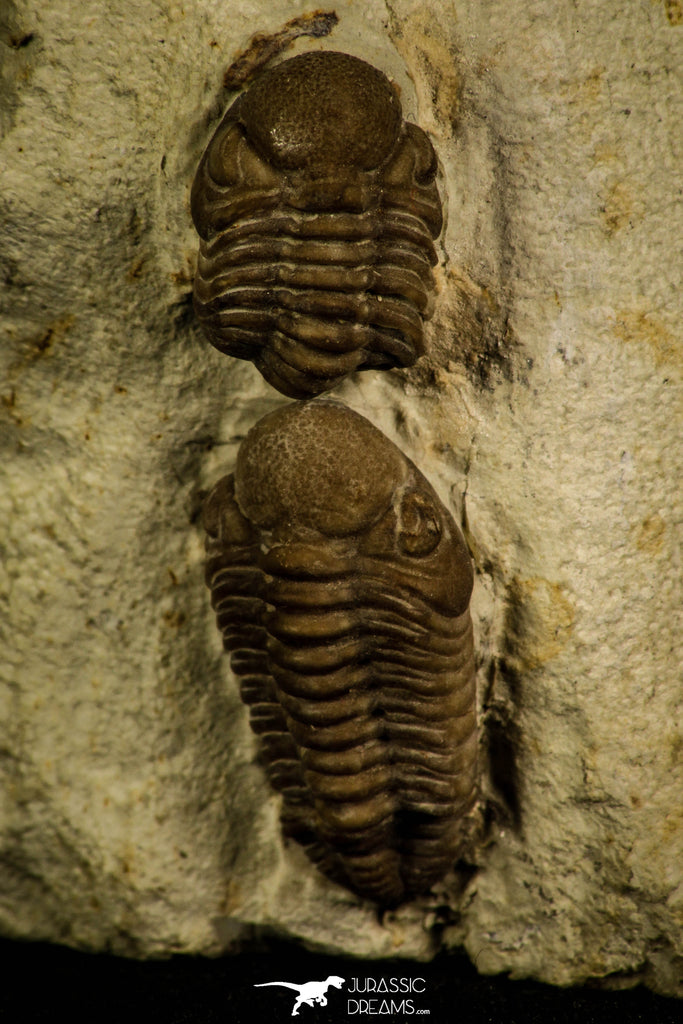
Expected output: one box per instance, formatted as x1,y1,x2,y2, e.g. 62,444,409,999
1,0,681,997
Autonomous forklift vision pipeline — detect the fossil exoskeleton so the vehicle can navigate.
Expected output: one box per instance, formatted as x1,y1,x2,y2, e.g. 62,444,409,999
204,402,477,905
191,51,443,398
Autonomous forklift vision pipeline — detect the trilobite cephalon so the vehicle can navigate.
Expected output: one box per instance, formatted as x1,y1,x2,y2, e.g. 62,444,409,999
204,402,477,905
191,51,443,399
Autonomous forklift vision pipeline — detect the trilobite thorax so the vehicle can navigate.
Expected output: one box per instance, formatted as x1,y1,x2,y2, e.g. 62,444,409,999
204,402,477,905
191,51,443,398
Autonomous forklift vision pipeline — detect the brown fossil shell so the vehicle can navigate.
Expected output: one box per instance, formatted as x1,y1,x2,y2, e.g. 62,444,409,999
204,402,477,906
191,51,443,399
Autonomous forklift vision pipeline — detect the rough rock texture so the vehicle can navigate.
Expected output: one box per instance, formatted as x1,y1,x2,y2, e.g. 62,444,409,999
1,0,681,997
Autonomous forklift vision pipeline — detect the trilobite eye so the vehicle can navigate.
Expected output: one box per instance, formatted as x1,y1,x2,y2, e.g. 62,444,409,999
206,122,242,185
397,489,442,557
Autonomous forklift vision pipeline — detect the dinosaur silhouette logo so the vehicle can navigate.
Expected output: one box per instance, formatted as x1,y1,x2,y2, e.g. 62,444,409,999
254,975,346,1016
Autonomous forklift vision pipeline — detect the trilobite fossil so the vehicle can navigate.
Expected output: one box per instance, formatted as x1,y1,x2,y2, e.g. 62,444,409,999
204,402,477,905
191,50,443,399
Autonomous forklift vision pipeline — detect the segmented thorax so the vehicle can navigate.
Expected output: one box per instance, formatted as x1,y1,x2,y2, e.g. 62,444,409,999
204,402,477,905
191,51,443,398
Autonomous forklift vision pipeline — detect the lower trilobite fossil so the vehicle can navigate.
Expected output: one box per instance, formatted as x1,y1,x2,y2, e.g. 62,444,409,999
204,402,477,905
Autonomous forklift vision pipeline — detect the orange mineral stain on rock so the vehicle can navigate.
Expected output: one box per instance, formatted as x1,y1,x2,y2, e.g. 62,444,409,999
387,9,462,132
505,577,576,670
612,309,680,371
663,0,683,26
668,731,683,771
162,608,186,629
599,180,641,235
559,64,607,106
16,315,75,367
634,513,667,556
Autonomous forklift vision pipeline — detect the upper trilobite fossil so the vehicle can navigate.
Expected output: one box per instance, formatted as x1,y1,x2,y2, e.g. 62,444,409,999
191,51,443,398
204,402,477,905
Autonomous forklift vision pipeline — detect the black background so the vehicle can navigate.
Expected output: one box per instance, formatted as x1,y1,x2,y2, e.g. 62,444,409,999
0,936,680,1024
